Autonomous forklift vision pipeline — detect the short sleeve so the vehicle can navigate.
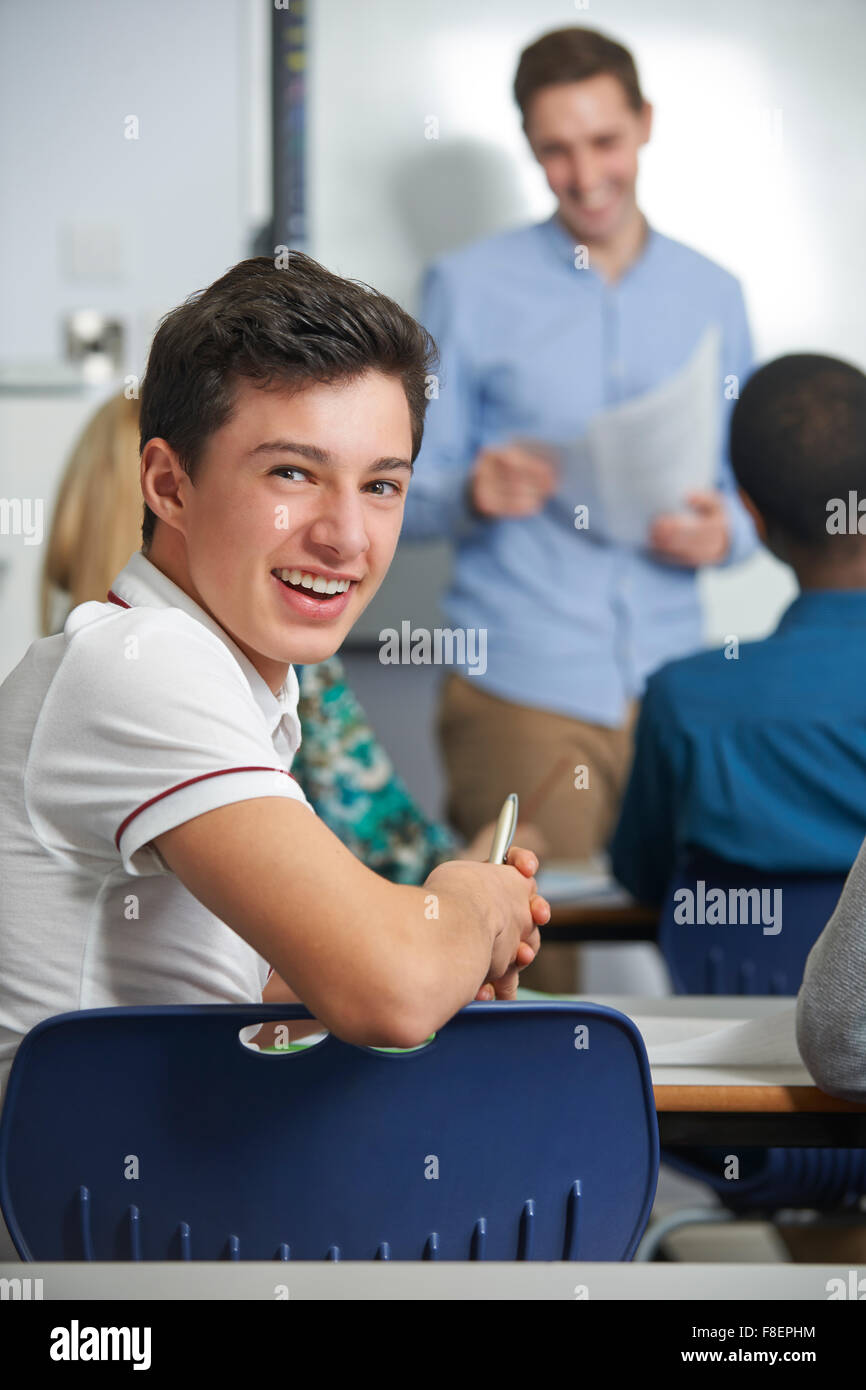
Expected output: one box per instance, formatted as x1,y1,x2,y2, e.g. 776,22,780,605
25,608,311,877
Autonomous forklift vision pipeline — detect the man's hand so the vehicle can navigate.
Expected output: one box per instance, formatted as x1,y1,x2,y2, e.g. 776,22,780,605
649,490,730,566
470,441,559,518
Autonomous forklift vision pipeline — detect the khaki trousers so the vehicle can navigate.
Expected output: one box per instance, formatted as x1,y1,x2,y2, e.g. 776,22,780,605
437,674,638,993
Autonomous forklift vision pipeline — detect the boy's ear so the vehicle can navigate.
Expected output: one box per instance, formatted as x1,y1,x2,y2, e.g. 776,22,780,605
737,486,768,542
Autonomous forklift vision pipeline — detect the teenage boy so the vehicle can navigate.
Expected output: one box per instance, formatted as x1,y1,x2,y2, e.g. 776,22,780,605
400,26,757,991
611,354,866,906
0,254,549,1119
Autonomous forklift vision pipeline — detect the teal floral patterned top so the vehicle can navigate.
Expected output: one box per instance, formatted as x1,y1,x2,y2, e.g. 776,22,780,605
292,656,458,884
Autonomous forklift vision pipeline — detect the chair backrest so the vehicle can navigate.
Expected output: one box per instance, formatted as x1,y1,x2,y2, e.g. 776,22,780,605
0,1001,658,1262
658,851,846,995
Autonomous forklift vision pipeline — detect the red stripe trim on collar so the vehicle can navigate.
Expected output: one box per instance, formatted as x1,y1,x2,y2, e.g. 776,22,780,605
107,590,131,608
115,766,300,849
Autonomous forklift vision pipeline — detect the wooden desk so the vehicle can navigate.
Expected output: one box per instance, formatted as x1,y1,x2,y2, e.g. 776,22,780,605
565,995,866,1147
546,897,658,940
534,864,658,941
655,1084,866,1146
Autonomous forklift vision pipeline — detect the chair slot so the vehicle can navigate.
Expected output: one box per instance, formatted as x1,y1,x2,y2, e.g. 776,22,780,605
517,1198,535,1260
562,1179,581,1260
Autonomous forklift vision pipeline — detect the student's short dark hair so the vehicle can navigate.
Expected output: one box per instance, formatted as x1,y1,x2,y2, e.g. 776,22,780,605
139,253,438,549
513,26,645,129
730,354,866,551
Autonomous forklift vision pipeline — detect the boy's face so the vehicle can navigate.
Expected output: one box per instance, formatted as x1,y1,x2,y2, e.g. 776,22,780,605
162,370,413,687
524,74,651,246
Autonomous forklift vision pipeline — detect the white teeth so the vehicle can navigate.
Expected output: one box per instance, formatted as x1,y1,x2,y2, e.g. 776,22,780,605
274,568,351,593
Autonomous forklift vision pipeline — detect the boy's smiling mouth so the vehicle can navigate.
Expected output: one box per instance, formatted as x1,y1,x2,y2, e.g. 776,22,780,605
272,566,354,596
270,566,360,617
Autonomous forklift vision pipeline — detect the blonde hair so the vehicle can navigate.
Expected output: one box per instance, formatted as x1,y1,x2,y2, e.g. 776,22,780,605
41,392,143,635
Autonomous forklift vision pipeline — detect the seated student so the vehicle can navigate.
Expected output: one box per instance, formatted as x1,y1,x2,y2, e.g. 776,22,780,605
0,254,550,1115
610,353,866,906
40,392,545,884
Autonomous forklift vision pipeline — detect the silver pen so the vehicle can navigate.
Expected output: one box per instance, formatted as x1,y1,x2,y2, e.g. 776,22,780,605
488,792,519,863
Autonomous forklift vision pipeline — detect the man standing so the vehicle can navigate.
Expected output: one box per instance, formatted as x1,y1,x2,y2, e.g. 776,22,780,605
402,27,758,987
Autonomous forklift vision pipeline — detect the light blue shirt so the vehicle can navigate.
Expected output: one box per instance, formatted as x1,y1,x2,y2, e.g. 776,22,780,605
401,213,759,725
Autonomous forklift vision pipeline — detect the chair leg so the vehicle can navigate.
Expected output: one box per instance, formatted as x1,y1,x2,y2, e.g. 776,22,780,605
635,1208,737,1261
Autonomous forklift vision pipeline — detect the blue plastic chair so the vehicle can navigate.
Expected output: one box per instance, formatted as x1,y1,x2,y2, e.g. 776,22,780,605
0,1001,658,1262
640,852,866,1257
658,851,847,995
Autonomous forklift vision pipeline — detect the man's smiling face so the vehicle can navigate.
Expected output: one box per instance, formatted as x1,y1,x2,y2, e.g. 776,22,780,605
145,370,413,689
525,73,651,246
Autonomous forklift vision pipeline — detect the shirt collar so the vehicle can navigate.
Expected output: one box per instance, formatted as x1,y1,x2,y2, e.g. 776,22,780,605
538,210,661,285
776,588,866,633
106,550,300,739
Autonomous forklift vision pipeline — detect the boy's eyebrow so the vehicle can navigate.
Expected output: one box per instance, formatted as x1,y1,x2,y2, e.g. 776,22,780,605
248,439,413,473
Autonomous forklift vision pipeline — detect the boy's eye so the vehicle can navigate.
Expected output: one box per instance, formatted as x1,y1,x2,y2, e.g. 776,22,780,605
271,466,307,482
365,479,401,497
270,468,402,497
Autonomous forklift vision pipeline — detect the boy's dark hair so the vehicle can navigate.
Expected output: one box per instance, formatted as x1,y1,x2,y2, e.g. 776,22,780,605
730,353,866,551
513,26,645,129
139,253,438,549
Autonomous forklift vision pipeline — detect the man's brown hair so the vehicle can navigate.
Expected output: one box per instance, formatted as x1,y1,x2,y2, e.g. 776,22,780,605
514,27,645,128
139,253,438,549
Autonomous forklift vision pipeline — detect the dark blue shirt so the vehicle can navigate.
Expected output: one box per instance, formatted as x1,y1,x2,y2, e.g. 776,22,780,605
610,590,866,904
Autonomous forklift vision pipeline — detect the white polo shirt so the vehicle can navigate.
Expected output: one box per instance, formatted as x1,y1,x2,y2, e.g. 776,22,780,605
0,549,313,1120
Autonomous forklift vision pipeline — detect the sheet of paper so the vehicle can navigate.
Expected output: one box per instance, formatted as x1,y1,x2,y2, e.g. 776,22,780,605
555,324,722,546
514,995,803,1068
631,1006,801,1067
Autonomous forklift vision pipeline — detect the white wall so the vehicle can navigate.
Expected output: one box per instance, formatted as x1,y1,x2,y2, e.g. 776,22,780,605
0,0,267,374
307,0,865,643
0,0,268,678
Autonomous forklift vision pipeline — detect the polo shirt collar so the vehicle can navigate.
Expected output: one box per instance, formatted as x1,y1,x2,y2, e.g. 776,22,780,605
539,209,661,285
106,550,300,739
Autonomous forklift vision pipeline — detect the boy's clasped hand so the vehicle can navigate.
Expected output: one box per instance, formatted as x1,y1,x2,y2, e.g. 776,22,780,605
424,846,550,1004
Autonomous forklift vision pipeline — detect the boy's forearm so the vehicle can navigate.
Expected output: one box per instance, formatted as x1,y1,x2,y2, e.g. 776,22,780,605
154,800,497,1052
305,878,496,1049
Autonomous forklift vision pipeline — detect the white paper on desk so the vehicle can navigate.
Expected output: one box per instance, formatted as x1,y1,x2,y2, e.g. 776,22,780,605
639,1005,800,1067
534,856,630,905
556,324,721,546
